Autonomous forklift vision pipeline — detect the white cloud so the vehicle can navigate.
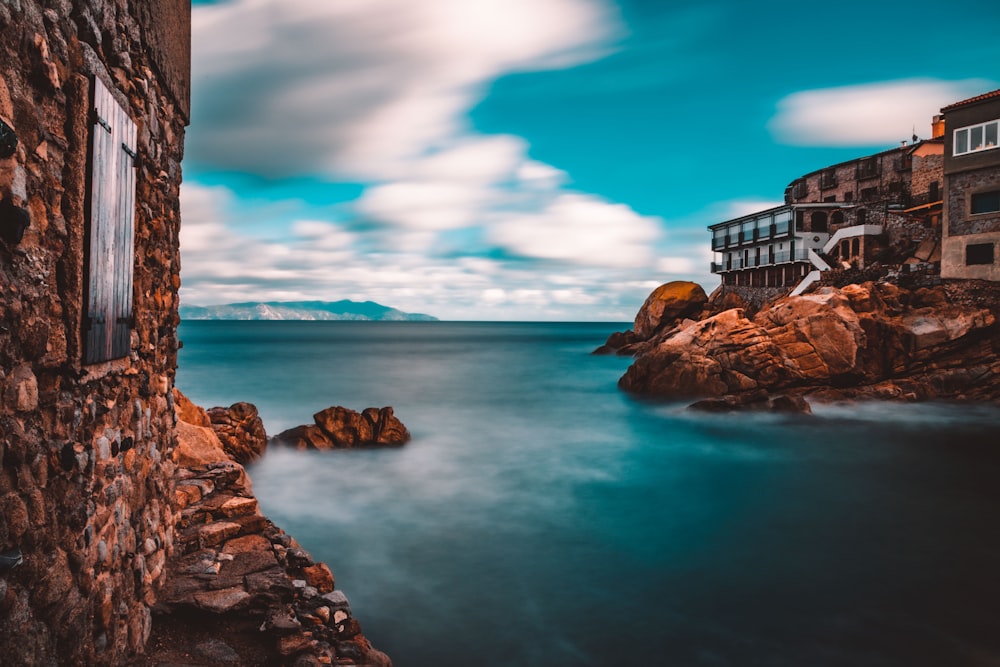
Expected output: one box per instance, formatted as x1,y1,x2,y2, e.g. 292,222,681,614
190,0,621,179
179,183,678,320
183,0,688,320
769,78,995,146
489,193,661,267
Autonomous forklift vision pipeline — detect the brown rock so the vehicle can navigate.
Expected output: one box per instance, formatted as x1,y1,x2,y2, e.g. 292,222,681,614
633,281,708,340
173,388,211,427
371,407,410,445
272,424,334,450
208,402,268,464
277,406,410,449
314,406,374,446
302,563,335,594
174,421,229,467
620,281,1000,402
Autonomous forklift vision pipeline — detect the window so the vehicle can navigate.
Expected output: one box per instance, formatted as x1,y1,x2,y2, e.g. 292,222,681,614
954,119,1000,156
774,210,791,234
844,191,854,202
971,190,1000,215
966,243,995,265
856,157,879,179
929,181,939,201
84,77,138,364
820,169,837,189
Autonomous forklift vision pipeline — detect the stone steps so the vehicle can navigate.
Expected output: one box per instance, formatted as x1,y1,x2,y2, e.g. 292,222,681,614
154,446,391,666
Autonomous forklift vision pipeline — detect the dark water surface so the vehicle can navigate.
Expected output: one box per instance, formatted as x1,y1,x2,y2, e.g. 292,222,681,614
177,321,1000,666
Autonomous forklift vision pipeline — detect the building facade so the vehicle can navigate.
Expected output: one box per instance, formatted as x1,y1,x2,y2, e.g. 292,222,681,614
940,89,1000,280
710,131,945,301
0,1,189,664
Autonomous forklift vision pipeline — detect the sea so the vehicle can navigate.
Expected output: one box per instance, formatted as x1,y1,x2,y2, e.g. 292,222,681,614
176,320,1000,667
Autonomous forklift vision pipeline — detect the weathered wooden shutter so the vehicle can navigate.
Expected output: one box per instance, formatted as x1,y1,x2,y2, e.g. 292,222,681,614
84,77,138,364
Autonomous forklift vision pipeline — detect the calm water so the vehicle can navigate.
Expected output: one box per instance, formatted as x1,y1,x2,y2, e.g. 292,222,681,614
177,321,1000,667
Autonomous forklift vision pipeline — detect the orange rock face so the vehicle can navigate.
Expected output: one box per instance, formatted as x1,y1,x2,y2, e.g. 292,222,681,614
619,282,1000,403
632,281,709,340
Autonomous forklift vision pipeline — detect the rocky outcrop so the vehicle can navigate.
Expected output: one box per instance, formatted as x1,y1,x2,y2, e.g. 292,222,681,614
142,394,392,666
208,402,269,464
633,281,709,339
618,280,1000,406
171,389,269,464
273,406,410,450
594,281,708,355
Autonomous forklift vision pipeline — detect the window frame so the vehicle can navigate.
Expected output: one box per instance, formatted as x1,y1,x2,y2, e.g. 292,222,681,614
970,189,1000,216
954,119,1000,156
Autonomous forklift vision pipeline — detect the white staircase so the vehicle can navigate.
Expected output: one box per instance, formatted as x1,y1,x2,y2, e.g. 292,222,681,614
789,224,883,296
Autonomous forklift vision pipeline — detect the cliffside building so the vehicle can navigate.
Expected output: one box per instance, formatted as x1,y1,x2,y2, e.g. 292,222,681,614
709,134,944,304
940,89,1000,281
0,1,189,663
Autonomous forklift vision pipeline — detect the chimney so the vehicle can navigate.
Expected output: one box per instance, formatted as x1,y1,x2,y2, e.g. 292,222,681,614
931,114,945,139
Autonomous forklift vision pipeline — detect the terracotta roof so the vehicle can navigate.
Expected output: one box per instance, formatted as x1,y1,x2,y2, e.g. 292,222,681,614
941,88,1000,112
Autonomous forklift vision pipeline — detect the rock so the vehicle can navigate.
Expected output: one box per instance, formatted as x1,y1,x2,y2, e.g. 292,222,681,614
274,406,410,449
272,424,334,450
619,281,1000,403
174,421,229,467
592,329,639,355
193,586,251,613
173,388,211,427
208,402,268,464
632,281,708,340
314,406,373,446
688,392,811,414
302,563,335,594
195,638,241,664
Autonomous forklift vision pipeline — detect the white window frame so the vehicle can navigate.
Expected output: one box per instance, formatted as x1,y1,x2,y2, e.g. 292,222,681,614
954,119,1000,156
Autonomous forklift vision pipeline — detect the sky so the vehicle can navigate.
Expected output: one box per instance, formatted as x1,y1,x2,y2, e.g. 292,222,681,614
180,0,1000,321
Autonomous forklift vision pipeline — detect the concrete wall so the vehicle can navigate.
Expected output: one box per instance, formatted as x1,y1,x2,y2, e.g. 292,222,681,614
0,1,188,664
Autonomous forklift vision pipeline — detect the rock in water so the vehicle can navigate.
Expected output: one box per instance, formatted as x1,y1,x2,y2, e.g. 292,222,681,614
208,402,269,464
619,281,1000,403
273,406,410,450
633,281,708,340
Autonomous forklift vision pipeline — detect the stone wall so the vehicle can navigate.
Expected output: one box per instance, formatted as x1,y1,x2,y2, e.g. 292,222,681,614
0,1,187,664
946,168,1000,237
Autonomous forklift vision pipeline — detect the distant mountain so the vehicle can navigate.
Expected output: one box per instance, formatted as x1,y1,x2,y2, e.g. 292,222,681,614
179,300,438,321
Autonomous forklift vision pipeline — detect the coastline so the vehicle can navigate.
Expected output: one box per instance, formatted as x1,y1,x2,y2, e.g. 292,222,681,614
138,391,391,667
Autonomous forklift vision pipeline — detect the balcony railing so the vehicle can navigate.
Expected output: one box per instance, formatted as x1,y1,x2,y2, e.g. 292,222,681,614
711,247,807,273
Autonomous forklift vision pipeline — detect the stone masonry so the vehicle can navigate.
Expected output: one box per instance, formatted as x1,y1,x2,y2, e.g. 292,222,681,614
0,1,189,664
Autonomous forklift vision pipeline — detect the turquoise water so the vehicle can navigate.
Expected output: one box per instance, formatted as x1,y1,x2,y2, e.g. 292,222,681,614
177,321,1000,666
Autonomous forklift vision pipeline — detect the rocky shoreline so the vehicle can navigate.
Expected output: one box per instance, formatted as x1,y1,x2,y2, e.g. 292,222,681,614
137,391,396,666
599,280,1000,409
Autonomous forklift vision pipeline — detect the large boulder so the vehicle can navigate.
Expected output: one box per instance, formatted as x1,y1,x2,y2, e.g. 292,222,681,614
273,406,410,450
633,281,708,340
208,402,268,464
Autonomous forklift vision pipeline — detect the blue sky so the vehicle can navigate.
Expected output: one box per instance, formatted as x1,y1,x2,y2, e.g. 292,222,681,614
181,0,999,320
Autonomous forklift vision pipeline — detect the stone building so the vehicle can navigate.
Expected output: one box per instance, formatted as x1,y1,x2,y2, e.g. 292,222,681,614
710,126,945,305
0,1,189,664
940,89,1000,280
